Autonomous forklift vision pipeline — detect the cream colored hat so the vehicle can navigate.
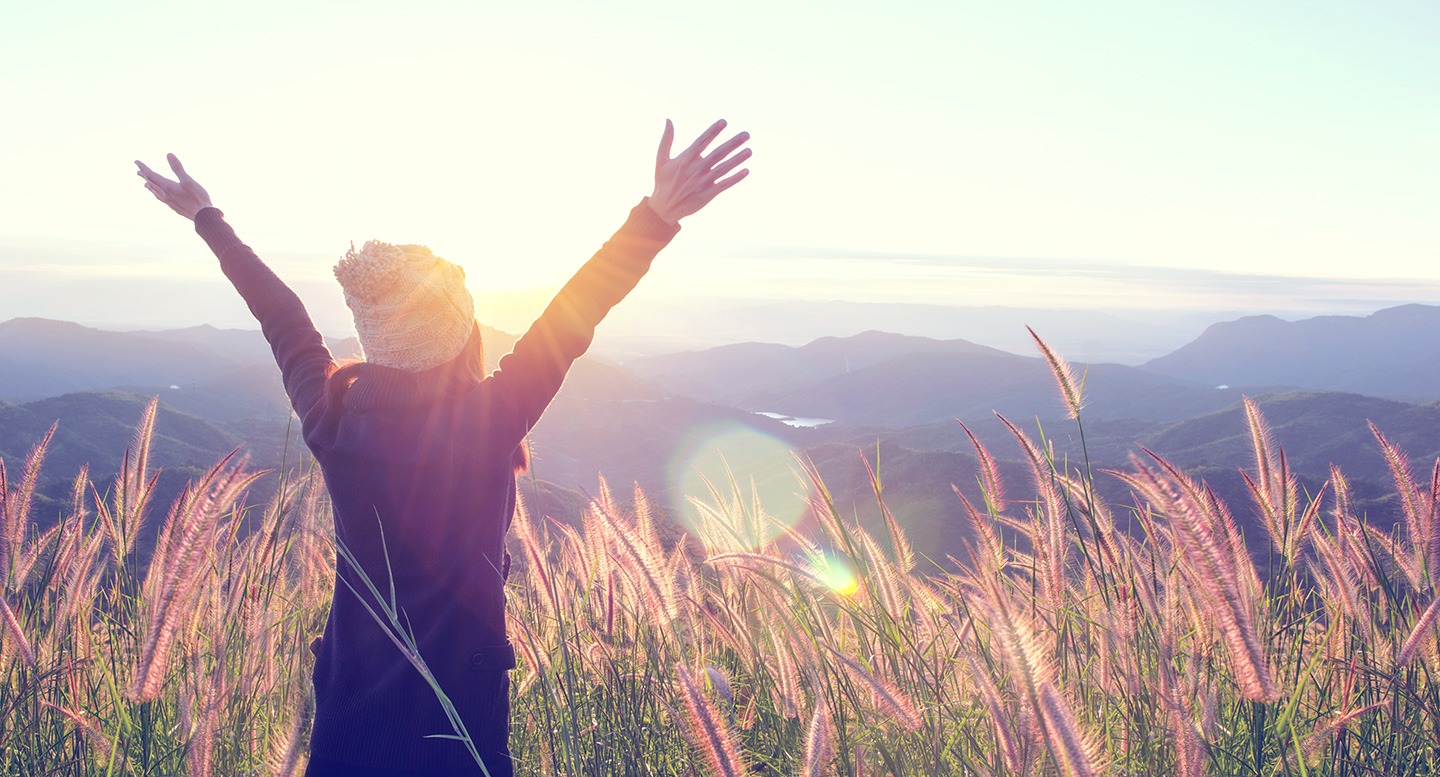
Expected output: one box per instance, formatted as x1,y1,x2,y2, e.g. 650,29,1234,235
333,240,476,372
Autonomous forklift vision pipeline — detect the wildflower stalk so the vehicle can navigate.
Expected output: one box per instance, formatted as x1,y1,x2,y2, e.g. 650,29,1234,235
331,519,493,776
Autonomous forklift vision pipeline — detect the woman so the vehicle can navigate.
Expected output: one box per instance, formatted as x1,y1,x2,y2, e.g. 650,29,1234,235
135,119,751,776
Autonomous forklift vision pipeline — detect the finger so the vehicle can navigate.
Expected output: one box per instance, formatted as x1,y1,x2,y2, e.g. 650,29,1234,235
679,119,727,159
136,162,177,189
135,160,163,183
706,147,752,181
701,131,750,168
711,168,749,193
656,119,675,173
167,153,193,182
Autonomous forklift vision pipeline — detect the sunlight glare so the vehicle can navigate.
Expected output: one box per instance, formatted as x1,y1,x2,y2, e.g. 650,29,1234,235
666,422,804,548
810,550,860,597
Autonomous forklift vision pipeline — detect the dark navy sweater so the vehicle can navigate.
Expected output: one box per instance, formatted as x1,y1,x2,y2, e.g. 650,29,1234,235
195,202,679,769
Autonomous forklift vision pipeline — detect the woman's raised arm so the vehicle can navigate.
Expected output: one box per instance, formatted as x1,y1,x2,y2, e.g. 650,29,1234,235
133,154,334,427
483,120,751,444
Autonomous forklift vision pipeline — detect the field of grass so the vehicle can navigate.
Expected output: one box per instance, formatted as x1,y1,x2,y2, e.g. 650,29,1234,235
2,340,1439,775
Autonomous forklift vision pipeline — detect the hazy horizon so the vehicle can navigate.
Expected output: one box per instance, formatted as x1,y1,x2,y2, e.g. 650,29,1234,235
4,1,1437,360
4,286,1435,367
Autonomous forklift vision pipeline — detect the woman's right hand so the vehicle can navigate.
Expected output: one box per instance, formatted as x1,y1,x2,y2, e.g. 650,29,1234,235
648,119,751,224
135,153,213,221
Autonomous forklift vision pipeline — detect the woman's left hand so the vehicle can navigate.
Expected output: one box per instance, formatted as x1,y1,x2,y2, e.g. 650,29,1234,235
135,153,213,221
648,119,751,224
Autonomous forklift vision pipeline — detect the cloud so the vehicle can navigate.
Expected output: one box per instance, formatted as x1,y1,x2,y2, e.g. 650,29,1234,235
723,247,1440,312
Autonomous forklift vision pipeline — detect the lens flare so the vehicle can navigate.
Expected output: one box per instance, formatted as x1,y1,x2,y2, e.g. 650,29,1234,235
666,421,806,549
810,551,860,597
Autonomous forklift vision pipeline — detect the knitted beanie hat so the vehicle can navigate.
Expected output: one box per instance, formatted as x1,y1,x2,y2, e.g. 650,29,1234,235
333,240,476,372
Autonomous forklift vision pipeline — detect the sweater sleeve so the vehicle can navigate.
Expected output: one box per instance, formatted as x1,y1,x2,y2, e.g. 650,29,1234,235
195,208,335,425
482,199,679,444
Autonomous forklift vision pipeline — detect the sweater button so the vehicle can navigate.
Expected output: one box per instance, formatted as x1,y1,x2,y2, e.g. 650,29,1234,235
469,651,485,666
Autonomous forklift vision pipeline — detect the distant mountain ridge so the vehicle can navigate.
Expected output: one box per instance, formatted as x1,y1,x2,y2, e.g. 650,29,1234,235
627,330,1012,404
631,330,1280,427
129,323,362,365
824,390,1440,490
1142,304,1440,402
600,298,1225,364
12,304,1437,417
740,350,1270,427
6,314,1440,573
0,317,499,419
0,318,237,400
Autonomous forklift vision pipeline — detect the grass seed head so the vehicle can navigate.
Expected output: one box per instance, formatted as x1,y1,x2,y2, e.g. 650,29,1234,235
675,663,748,777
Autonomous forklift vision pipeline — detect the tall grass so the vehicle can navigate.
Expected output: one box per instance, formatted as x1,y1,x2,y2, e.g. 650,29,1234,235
2,358,1439,774
0,398,326,775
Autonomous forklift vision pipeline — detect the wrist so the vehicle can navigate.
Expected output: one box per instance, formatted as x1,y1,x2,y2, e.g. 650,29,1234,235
193,205,224,225
645,196,680,225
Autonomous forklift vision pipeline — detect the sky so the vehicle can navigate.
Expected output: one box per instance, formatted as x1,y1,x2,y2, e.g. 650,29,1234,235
2,0,1438,354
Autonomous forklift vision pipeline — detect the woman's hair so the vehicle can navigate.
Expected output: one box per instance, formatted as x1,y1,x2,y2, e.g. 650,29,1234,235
324,323,529,473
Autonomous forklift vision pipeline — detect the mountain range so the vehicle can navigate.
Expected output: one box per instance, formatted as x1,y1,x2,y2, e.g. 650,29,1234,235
4,303,1440,568
1142,303,1440,403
